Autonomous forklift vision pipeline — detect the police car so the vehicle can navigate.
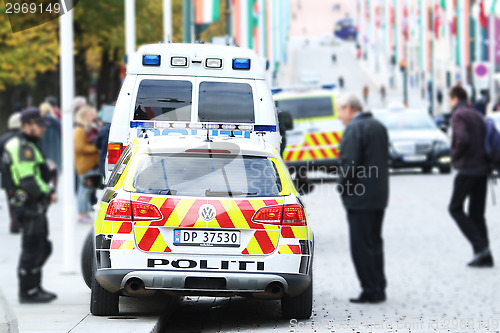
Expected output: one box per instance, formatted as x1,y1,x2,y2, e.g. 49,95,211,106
91,127,314,319
273,88,343,170
106,43,280,176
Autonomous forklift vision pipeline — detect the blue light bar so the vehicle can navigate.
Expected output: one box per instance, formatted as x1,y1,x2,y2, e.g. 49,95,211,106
321,83,336,90
254,125,276,132
143,55,161,66
130,121,276,133
271,88,283,95
232,58,251,70
130,121,155,128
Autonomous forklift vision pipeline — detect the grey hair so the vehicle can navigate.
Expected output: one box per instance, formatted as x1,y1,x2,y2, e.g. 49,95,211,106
337,93,363,112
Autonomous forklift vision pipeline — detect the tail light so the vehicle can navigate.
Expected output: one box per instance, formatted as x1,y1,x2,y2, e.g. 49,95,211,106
282,204,306,226
108,143,124,168
252,205,283,225
105,199,162,221
252,204,306,226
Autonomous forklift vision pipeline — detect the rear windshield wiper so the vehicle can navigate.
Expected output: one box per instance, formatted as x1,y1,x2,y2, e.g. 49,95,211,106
205,189,258,197
158,189,177,195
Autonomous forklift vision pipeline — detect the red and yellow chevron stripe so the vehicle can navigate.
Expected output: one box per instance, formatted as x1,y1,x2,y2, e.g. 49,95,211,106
283,131,342,162
129,196,283,254
278,244,301,254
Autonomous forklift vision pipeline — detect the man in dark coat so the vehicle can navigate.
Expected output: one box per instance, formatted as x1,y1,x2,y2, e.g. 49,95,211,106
448,85,492,267
337,93,389,303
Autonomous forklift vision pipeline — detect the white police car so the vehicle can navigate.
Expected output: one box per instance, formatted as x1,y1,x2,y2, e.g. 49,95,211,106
91,128,314,319
106,43,280,176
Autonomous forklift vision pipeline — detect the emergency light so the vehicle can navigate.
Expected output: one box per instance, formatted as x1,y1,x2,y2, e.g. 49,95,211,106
143,55,161,66
205,58,223,69
130,121,276,133
171,56,188,67
232,58,251,70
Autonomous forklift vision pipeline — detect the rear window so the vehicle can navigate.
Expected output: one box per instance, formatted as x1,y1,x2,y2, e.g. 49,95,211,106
198,82,255,123
134,79,192,121
126,154,283,197
276,96,334,119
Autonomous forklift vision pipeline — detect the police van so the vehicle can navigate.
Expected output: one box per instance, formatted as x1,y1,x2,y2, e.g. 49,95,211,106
107,43,280,175
273,88,343,170
91,130,314,319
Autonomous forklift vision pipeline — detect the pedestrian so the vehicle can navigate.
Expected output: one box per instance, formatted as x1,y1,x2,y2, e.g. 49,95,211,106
0,112,22,233
331,53,337,63
38,102,62,172
448,85,493,267
493,97,500,112
380,85,386,104
44,96,61,119
74,106,100,223
336,94,389,303
2,107,57,303
362,85,369,106
338,76,345,89
473,90,490,116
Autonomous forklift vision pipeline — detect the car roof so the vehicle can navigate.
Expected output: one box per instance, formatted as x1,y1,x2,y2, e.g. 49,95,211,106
131,135,278,158
127,43,266,80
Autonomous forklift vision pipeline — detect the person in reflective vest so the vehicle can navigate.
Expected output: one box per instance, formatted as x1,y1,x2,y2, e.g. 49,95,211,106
2,107,57,303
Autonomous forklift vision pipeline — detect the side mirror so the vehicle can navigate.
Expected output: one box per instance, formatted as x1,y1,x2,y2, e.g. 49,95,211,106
278,111,294,131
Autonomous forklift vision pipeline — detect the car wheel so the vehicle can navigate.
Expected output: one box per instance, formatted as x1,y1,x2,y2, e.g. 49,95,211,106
422,166,433,174
81,229,94,289
281,272,313,319
90,274,119,316
439,165,451,174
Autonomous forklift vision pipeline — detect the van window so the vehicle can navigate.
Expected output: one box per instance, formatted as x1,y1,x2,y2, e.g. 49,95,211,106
134,80,192,121
276,96,334,119
198,82,255,123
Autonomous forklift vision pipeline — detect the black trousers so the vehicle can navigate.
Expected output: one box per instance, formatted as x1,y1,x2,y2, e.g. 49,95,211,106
347,210,386,296
18,209,52,294
448,174,489,254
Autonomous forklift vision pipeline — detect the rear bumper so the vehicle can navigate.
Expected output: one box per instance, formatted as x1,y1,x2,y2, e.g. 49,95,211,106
96,269,311,297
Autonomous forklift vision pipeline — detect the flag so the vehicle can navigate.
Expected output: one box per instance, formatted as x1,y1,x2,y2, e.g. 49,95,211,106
492,0,498,14
440,0,446,10
434,2,441,39
194,0,220,25
479,0,487,29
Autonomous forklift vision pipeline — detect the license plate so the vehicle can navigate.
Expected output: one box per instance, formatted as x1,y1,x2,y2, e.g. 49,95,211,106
403,155,427,162
173,229,240,247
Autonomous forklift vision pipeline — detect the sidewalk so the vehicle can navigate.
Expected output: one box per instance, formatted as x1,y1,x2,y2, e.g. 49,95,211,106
0,183,160,333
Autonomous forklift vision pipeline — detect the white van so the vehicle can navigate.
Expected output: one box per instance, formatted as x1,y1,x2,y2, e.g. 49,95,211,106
107,43,280,173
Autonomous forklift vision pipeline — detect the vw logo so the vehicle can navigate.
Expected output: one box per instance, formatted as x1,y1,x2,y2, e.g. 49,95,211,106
199,204,216,222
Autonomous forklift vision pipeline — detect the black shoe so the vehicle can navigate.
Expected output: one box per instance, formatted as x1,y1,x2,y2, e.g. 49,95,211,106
38,288,57,300
468,250,494,268
20,288,57,304
349,292,386,304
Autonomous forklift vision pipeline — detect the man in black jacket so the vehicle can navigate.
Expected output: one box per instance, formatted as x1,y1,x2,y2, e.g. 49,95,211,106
448,85,492,267
337,94,389,303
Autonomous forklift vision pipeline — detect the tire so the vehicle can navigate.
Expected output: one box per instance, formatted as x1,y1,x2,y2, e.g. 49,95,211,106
439,165,451,174
421,166,433,174
281,272,313,319
81,229,94,289
90,274,119,316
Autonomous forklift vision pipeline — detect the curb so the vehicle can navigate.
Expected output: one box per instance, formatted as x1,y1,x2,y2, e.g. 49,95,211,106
0,289,18,333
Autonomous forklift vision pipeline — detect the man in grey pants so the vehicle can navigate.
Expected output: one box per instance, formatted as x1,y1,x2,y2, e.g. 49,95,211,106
337,94,389,303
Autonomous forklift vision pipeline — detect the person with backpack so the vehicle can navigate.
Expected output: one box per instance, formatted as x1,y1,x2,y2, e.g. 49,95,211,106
448,85,493,267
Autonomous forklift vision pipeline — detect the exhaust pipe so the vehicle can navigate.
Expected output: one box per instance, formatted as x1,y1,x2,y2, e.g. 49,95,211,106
264,282,284,299
124,278,155,296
